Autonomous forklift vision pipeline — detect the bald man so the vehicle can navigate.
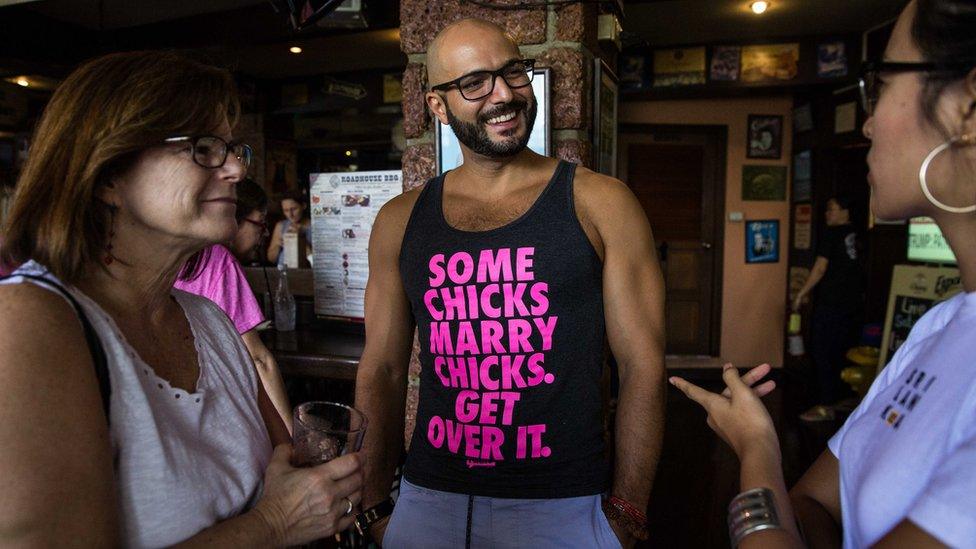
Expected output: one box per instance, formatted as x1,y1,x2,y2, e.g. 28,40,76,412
354,18,665,547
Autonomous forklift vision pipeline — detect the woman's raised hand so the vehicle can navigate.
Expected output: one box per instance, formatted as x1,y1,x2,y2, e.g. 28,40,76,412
669,363,778,459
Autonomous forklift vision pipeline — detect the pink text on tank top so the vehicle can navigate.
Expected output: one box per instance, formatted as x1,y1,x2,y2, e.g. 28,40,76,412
422,247,558,467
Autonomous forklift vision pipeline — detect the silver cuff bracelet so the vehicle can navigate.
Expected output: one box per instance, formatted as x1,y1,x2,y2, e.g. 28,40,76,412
727,487,782,547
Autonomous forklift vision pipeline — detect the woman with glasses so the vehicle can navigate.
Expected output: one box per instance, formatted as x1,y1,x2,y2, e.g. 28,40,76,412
175,177,292,432
671,1,976,547
0,51,361,546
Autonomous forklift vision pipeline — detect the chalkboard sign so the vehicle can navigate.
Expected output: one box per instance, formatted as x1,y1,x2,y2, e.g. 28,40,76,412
879,265,962,369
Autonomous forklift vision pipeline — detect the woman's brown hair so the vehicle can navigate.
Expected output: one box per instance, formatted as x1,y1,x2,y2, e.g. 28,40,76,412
0,50,240,283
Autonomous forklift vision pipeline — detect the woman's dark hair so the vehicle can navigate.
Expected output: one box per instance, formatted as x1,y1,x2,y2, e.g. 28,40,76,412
236,178,268,223
830,195,852,211
913,0,976,134
280,188,307,207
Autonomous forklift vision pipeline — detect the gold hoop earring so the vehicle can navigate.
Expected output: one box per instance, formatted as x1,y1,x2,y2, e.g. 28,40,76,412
919,134,976,214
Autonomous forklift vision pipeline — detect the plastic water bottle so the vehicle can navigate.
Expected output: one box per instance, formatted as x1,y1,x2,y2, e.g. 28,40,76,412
274,264,296,332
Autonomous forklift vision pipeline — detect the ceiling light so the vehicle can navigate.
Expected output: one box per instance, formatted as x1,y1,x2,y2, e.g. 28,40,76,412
345,150,353,157
16,77,29,87
289,46,302,54
751,1,769,14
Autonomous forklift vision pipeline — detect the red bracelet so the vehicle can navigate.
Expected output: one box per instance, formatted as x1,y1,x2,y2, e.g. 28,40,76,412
602,497,650,541
608,496,647,525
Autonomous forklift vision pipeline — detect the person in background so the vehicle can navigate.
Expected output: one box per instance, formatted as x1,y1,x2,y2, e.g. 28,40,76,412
793,195,866,421
266,189,311,266
0,51,360,546
672,1,976,546
175,177,292,431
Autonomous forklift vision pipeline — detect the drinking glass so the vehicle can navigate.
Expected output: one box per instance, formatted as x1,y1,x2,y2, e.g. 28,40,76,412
292,401,367,467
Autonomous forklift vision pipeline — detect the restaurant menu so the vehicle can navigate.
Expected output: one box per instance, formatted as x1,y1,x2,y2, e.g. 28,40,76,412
309,170,402,319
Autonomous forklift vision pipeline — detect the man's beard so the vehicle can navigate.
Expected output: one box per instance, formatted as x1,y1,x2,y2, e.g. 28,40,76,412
446,95,537,159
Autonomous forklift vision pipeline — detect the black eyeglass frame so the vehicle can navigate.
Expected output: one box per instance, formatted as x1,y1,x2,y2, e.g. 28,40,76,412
164,135,253,171
430,58,537,101
242,217,270,235
858,61,973,116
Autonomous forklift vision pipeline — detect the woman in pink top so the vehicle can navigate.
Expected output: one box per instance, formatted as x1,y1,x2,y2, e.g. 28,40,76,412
175,178,292,430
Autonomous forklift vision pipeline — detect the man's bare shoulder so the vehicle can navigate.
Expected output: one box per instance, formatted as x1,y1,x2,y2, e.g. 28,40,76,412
375,183,426,230
571,165,644,224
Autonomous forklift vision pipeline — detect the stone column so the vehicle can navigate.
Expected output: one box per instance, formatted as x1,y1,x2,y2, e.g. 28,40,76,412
398,0,602,446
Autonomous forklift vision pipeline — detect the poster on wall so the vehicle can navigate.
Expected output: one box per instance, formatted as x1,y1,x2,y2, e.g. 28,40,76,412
834,101,857,134
618,54,649,91
746,220,780,264
817,41,848,78
741,43,800,82
742,165,788,201
792,103,814,133
793,203,812,250
747,114,783,159
593,60,618,176
436,67,550,174
792,150,812,202
309,170,402,319
653,47,706,87
709,46,740,81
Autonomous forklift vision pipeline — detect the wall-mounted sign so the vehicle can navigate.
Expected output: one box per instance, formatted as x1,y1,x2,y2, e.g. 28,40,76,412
653,47,706,87
817,41,849,78
309,170,402,319
742,165,788,201
741,43,799,82
746,220,780,264
747,114,783,159
794,203,812,250
710,46,741,82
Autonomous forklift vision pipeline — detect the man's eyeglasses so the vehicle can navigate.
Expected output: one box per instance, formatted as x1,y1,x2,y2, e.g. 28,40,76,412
858,61,971,116
431,59,536,101
164,135,253,171
242,217,269,235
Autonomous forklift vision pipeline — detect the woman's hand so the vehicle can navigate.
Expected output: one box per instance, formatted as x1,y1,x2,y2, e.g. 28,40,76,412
252,444,364,546
669,364,779,460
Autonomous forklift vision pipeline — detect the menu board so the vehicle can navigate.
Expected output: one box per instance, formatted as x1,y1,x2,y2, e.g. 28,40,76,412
879,264,962,370
310,170,402,319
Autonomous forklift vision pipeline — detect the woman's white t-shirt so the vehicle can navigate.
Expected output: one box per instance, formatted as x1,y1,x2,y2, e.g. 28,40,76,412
2,261,272,548
829,291,976,548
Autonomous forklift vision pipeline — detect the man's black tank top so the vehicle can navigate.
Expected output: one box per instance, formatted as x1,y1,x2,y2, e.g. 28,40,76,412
399,161,609,498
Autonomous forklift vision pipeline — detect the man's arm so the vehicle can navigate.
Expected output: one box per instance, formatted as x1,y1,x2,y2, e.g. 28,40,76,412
793,256,828,310
354,192,419,541
577,172,667,545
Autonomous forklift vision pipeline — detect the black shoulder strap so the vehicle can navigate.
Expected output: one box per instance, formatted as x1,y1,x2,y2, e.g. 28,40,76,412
2,273,111,422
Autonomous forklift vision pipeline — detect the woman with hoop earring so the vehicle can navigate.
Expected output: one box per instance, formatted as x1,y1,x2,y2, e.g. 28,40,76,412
670,1,976,547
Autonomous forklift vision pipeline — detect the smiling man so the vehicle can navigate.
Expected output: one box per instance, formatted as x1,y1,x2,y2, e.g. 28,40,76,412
354,18,666,548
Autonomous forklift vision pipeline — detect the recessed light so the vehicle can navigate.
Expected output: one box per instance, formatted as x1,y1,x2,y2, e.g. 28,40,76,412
345,150,353,157
751,1,769,14
16,77,29,87
289,46,302,54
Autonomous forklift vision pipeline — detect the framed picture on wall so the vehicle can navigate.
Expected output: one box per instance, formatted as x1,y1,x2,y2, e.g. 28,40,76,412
436,67,551,174
593,59,618,177
747,114,783,159
745,220,780,264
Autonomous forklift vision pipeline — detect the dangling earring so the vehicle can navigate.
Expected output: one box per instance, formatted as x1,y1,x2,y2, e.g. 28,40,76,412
919,133,976,214
104,205,117,265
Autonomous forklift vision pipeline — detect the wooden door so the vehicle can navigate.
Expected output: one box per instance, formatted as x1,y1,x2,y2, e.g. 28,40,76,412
618,125,725,355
